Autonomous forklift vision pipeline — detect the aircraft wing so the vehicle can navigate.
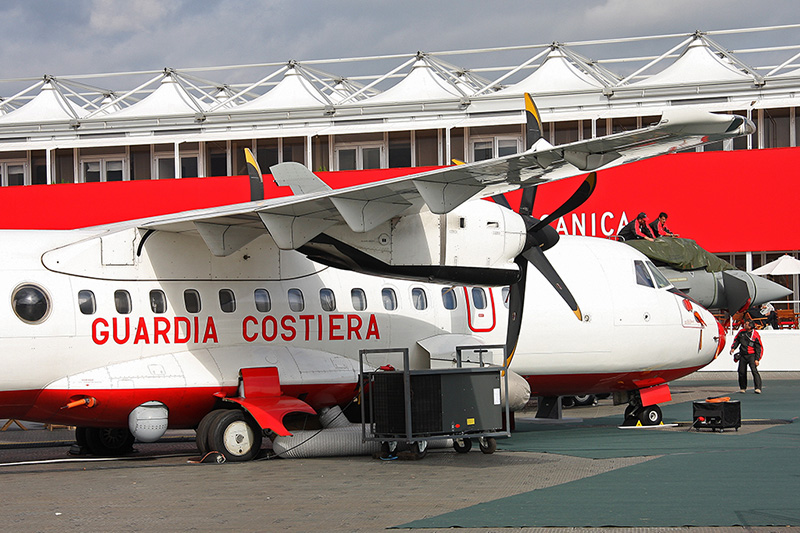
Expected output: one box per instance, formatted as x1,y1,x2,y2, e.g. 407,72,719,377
133,108,752,255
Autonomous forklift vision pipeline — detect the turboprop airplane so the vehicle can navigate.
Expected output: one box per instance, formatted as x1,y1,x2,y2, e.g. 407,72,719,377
0,97,752,460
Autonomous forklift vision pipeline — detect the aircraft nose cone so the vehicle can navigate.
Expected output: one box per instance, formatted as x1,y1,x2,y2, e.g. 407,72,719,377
752,274,792,305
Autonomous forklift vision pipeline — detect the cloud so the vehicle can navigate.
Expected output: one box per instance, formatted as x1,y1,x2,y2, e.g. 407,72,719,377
88,0,180,34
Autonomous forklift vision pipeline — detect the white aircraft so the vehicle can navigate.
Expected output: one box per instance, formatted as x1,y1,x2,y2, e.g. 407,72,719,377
0,98,751,460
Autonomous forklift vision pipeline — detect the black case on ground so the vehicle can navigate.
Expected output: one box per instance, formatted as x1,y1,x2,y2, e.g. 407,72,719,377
692,400,741,431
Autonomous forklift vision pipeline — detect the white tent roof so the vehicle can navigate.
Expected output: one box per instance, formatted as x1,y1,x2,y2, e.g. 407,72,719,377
0,81,85,124
234,68,329,111
632,39,751,86
751,255,800,275
499,48,604,95
365,59,462,104
105,75,207,118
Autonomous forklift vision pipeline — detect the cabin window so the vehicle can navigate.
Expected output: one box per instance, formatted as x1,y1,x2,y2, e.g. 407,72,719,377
78,290,96,315
441,288,458,310
634,260,654,288
288,289,304,312
381,288,397,311
219,289,236,313
149,290,168,313
184,289,201,313
12,284,51,324
114,290,132,314
646,261,672,289
471,287,488,309
351,288,367,311
411,287,428,310
320,288,336,312
501,287,510,309
254,289,271,312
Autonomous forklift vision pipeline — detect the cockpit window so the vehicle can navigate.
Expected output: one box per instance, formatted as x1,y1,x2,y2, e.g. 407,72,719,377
634,260,654,288
646,261,672,289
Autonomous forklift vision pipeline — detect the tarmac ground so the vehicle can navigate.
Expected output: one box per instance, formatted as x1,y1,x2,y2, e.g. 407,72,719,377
0,371,798,532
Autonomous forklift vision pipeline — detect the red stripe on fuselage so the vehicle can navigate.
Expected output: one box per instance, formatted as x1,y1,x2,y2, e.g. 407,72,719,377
523,365,706,396
1,382,358,429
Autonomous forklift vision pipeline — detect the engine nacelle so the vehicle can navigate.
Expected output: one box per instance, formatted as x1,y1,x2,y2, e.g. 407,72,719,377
128,401,169,442
302,201,528,285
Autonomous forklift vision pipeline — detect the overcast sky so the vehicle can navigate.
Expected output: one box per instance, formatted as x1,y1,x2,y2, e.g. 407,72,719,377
0,0,798,83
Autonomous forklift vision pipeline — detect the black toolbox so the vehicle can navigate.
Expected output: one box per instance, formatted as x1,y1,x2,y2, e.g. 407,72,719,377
692,399,741,431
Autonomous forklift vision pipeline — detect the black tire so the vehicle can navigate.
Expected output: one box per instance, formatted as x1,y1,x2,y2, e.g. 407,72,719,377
208,409,263,462
478,437,497,454
411,440,428,459
639,405,663,426
624,404,637,419
453,438,472,453
195,409,228,456
75,427,88,447
561,396,575,408
573,395,597,407
85,427,135,456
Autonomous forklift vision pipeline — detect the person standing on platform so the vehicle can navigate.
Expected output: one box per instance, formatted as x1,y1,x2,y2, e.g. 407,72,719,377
730,320,763,393
618,212,655,242
649,212,676,237
761,302,779,330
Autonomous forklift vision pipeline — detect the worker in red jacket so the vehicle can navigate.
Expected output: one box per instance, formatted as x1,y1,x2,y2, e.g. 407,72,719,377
618,212,655,242
729,320,763,393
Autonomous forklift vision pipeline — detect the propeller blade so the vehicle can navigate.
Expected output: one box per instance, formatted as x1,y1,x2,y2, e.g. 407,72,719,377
522,246,583,321
244,148,265,201
504,257,528,365
491,193,512,210
519,186,536,216
531,172,596,233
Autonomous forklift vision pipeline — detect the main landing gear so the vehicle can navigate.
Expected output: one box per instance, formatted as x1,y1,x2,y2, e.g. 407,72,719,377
195,408,263,462
73,427,135,456
623,403,663,426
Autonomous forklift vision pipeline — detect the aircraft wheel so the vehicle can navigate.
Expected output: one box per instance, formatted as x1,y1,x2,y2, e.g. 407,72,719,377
85,427,135,456
453,438,472,453
75,427,88,447
573,395,597,407
639,405,662,426
624,404,638,420
561,396,575,408
208,409,263,462
478,437,497,454
195,409,228,455
410,440,428,459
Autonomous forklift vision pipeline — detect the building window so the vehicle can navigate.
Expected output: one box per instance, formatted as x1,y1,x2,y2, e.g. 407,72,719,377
320,288,336,312
219,289,236,313
254,289,271,312
412,287,427,310
382,288,397,311
0,161,27,187
351,288,367,311
149,290,168,313
114,290,132,314
78,290,96,315
288,288,304,312
335,144,383,170
442,288,458,310
184,289,201,313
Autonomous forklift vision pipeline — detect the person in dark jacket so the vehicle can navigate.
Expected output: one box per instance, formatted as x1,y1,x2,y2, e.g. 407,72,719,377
618,212,655,242
649,212,675,237
729,320,763,393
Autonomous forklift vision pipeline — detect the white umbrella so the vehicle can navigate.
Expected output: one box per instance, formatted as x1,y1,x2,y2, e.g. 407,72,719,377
751,254,800,276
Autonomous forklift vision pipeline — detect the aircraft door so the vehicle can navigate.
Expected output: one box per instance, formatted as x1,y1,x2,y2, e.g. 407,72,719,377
464,287,496,333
